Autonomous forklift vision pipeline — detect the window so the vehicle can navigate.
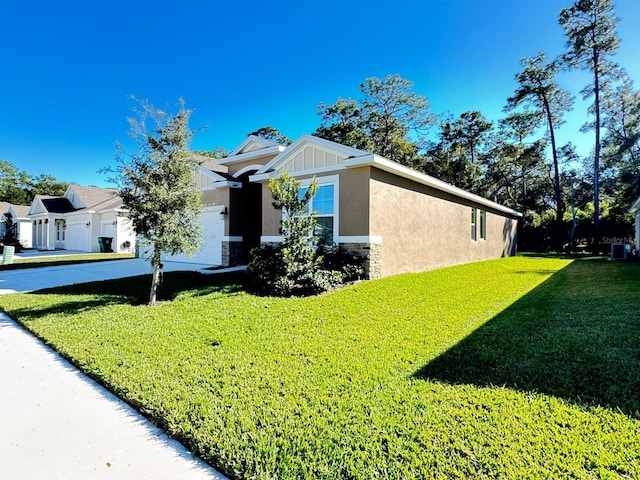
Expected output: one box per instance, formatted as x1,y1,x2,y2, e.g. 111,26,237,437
471,208,477,241
479,210,486,240
298,182,335,245
55,220,66,242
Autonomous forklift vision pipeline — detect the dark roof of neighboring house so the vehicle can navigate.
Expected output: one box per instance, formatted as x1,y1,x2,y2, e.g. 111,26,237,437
41,197,76,213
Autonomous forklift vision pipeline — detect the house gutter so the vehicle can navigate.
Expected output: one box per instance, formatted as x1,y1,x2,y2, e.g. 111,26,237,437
343,154,523,218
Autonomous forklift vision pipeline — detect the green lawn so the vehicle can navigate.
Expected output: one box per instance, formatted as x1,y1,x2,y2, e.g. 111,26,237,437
1,256,638,479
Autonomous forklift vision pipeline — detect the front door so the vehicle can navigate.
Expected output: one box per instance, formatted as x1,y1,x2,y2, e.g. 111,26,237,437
55,219,66,249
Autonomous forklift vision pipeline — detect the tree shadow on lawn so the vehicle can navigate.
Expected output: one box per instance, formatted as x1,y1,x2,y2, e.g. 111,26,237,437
415,258,640,419
14,271,246,319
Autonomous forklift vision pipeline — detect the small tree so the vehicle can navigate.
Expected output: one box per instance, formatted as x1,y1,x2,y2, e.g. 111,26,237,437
1,214,20,250
246,172,319,295
270,172,318,282
247,172,362,296
112,98,203,303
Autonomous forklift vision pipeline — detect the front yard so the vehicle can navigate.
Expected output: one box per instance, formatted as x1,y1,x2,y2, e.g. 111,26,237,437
0,256,638,478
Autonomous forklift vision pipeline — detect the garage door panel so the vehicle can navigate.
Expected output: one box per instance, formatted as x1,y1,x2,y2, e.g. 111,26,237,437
166,210,223,265
67,224,89,252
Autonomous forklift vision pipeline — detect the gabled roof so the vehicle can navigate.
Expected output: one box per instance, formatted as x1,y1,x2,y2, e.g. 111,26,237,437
9,204,30,218
251,134,522,218
229,135,281,156
198,156,228,174
41,197,76,213
218,136,286,166
66,185,119,210
630,197,640,214
0,201,11,215
254,134,368,177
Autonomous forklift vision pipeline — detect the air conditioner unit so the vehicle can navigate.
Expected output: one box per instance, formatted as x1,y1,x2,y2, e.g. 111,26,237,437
610,243,631,260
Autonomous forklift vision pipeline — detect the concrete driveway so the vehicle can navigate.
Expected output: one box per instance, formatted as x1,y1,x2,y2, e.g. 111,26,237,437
0,256,234,479
0,256,242,294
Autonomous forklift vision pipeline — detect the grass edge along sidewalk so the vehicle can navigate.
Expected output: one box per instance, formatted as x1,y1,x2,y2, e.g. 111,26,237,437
0,256,638,479
0,252,135,271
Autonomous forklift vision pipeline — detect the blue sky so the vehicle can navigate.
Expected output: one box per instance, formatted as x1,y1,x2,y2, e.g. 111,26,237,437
1,0,639,188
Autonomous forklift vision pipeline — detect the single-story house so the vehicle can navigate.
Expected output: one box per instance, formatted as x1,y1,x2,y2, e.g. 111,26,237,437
7,204,33,248
173,134,521,279
0,201,11,239
630,197,640,252
27,184,136,253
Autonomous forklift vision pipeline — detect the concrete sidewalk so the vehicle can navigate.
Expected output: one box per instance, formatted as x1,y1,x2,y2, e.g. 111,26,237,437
0,259,233,479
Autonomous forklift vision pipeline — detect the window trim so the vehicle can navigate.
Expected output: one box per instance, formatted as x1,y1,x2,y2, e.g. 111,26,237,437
479,209,487,240
296,175,339,245
471,208,477,241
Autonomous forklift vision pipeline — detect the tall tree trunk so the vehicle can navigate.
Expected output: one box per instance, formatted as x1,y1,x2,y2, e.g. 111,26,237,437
543,95,565,251
592,44,602,254
149,246,162,304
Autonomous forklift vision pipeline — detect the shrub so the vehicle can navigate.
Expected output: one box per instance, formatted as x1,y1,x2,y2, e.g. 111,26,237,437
246,244,364,296
246,173,366,296
1,214,21,253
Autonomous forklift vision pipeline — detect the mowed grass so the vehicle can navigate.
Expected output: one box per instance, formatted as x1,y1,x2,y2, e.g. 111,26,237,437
1,256,639,479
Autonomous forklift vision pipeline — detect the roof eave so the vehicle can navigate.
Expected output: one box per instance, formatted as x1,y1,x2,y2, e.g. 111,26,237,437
343,154,523,218
218,145,286,165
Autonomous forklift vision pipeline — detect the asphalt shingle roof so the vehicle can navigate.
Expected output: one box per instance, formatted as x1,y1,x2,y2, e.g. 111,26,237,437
41,198,76,213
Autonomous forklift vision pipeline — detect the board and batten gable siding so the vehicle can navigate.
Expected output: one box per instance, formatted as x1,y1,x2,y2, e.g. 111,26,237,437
368,168,519,278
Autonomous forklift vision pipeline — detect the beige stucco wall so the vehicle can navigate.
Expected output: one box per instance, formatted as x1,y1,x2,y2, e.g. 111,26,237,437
261,182,281,237
260,168,372,238
338,167,370,236
368,169,519,277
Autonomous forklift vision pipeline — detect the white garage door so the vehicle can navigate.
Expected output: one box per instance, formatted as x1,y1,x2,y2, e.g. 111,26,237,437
67,224,90,252
165,210,223,265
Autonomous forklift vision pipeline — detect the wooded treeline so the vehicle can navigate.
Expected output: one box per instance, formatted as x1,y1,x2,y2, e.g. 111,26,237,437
5,0,636,253
251,0,636,252
0,159,68,206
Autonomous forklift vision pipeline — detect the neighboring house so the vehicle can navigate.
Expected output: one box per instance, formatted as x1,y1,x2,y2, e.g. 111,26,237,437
630,197,640,253
27,184,136,253
8,204,33,248
172,134,522,279
0,201,11,239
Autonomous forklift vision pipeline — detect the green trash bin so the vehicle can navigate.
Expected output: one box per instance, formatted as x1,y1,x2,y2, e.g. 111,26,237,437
98,237,113,253
102,237,113,253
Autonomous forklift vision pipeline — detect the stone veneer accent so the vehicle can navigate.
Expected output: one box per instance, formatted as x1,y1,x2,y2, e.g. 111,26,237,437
257,241,383,280
221,241,243,267
338,242,382,280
